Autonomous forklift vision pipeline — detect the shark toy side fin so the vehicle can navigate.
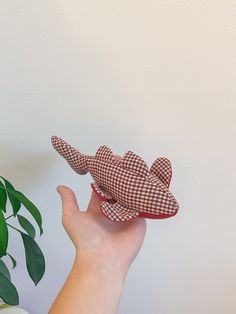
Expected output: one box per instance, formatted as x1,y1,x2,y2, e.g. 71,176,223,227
91,182,114,200
120,151,149,178
149,157,172,188
101,201,139,221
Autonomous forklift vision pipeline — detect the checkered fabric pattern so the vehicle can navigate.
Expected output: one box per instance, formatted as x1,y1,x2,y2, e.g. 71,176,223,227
149,157,172,188
51,135,179,222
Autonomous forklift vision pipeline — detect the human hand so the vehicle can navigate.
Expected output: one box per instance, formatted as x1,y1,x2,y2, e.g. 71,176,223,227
50,154,146,314
56,157,146,278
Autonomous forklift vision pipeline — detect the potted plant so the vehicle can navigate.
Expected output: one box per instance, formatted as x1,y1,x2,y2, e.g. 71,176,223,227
0,176,45,313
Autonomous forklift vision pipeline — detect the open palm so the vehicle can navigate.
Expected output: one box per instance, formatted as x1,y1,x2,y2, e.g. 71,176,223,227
57,184,147,276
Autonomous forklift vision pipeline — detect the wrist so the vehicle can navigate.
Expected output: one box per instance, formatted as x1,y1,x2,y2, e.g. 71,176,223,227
73,249,127,284
49,249,126,314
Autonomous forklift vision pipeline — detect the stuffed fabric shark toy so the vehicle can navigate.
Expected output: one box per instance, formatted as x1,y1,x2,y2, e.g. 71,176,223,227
51,136,179,222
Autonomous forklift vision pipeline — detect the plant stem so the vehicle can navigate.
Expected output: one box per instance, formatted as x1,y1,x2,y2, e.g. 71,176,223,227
6,223,23,234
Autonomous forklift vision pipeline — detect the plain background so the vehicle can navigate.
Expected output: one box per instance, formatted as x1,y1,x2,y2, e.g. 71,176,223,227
0,1,235,313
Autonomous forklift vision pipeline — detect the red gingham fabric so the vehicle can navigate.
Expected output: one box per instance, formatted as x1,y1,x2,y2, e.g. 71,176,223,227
51,136,179,222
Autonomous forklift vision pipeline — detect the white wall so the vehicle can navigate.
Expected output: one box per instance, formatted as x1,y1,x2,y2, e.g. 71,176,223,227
1,1,235,313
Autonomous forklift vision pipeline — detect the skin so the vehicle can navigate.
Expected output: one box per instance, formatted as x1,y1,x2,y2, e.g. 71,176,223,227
48,155,147,314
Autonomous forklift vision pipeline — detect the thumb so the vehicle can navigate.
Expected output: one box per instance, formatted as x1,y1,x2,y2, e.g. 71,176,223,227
56,185,81,215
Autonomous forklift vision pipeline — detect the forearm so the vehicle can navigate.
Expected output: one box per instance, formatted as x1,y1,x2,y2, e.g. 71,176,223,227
48,252,127,314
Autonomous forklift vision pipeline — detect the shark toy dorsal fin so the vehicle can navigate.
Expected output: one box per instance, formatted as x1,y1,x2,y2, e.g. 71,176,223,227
95,145,114,161
149,157,172,188
120,151,149,178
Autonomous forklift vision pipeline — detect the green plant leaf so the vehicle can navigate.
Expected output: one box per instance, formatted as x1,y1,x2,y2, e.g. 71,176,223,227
12,191,43,236
17,214,36,239
0,180,7,213
7,253,17,269
0,177,21,216
0,272,19,305
0,209,8,257
0,259,11,281
21,233,45,285
2,189,43,236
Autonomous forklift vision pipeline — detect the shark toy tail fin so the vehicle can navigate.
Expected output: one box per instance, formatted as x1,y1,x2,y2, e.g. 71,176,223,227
149,157,172,188
51,136,88,175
